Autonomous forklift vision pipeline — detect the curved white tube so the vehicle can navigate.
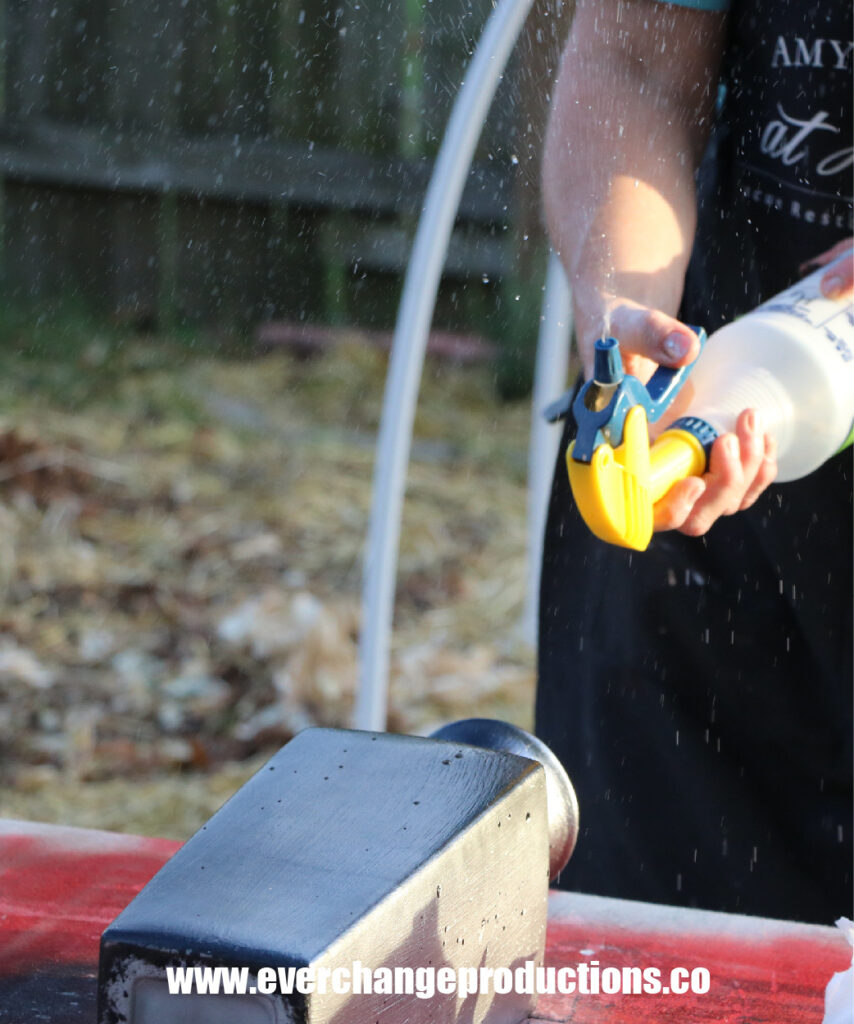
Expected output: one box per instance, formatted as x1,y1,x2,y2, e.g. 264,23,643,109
355,0,538,731
521,251,572,646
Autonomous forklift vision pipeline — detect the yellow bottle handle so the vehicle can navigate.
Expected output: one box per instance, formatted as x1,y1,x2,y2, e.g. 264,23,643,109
649,428,708,503
567,411,708,551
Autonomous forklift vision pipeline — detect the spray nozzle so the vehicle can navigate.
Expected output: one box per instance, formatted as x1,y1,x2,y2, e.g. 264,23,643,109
592,336,623,385
550,331,710,550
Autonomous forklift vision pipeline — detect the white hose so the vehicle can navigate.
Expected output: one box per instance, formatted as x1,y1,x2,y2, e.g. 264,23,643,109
521,251,572,646
355,0,538,731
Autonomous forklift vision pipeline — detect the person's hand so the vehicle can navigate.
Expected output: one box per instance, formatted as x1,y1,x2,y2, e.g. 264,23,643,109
653,410,777,535
582,299,702,383
648,242,853,535
801,238,854,299
581,300,777,538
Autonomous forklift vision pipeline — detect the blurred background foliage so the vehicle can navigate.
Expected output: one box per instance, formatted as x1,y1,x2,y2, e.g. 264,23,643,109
0,0,572,367
0,0,573,838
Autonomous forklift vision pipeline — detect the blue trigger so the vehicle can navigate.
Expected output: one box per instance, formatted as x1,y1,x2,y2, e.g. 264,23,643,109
646,359,690,410
568,327,706,464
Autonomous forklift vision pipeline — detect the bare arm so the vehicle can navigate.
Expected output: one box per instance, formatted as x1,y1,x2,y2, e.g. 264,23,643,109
543,0,780,536
542,0,726,380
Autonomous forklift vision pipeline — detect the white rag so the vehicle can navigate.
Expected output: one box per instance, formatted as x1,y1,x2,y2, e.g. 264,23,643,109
823,917,854,1024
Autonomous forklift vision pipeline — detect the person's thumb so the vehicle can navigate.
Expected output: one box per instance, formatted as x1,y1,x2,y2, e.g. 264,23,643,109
609,304,701,369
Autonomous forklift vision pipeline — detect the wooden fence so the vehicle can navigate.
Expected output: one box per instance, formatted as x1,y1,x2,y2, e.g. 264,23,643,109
0,0,570,335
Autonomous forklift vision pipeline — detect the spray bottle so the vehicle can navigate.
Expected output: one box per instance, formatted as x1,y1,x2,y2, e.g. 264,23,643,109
549,253,854,551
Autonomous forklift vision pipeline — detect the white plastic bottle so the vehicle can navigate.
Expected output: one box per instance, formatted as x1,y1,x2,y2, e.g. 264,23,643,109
672,253,854,481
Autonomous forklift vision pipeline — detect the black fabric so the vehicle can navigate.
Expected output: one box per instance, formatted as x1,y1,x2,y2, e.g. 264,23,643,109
684,0,853,326
536,0,853,924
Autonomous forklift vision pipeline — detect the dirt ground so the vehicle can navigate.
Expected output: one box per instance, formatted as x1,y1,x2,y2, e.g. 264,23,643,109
0,320,542,840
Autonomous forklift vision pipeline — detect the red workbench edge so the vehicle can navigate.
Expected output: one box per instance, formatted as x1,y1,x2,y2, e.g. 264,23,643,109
1,819,849,1024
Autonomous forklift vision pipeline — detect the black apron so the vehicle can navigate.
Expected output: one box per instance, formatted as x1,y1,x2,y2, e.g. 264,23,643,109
536,0,853,924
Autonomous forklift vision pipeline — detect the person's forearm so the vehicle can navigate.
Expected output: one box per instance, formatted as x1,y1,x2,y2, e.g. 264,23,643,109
542,0,725,370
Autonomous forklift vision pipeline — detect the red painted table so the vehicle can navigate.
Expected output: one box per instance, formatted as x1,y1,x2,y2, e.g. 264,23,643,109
0,819,848,1023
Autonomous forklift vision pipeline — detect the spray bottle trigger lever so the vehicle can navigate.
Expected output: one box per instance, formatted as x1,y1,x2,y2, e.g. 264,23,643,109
570,329,706,462
562,329,708,551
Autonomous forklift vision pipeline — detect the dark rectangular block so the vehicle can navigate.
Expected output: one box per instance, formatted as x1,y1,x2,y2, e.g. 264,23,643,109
98,728,549,1024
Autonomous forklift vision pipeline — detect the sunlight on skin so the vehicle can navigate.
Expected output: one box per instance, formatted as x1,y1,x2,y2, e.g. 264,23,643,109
597,174,694,384
562,171,700,384
604,175,688,277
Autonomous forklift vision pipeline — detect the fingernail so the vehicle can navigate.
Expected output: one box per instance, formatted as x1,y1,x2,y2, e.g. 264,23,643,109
745,409,762,434
723,435,739,458
822,275,844,298
662,332,689,360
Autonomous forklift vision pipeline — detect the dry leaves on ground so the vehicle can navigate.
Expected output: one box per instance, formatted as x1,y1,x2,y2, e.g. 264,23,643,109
0,333,539,838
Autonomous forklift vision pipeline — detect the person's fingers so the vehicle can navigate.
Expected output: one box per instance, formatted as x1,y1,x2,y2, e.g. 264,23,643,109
820,248,854,299
679,433,745,536
734,408,765,491
664,411,774,536
653,475,706,532
798,238,854,298
683,435,741,534
800,237,854,274
652,436,734,538
608,303,701,372
739,432,777,510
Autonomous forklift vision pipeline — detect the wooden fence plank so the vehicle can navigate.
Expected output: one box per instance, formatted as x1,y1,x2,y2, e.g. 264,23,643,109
4,0,54,119
275,0,343,147
335,0,407,156
0,118,512,224
3,0,67,305
0,0,552,332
